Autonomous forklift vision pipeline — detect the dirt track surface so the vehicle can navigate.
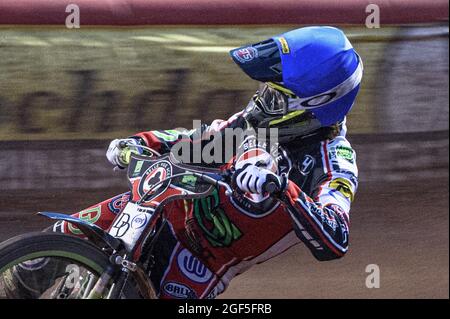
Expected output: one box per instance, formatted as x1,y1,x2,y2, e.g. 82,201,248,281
222,179,449,299
1,177,448,299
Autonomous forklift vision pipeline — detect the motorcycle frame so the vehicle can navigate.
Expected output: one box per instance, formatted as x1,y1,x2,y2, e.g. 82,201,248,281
39,152,232,299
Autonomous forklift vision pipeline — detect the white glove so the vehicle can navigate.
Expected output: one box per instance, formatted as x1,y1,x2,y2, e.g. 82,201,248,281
233,163,282,194
106,138,141,169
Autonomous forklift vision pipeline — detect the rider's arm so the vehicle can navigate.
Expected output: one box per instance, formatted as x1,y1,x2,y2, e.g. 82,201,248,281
282,137,358,261
131,112,245,160
131,128,199,154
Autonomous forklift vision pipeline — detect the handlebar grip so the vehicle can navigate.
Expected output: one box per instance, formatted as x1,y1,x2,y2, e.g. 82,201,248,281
264,181,280,194
119,140,128,149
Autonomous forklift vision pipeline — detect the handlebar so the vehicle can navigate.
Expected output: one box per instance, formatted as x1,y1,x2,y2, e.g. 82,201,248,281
120,141,282,203
181,172,281,196
118,140,127,148
136,170,234,205
138,168,280,204
191,172,234,196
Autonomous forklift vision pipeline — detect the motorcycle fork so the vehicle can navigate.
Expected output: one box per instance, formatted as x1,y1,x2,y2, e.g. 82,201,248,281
87,264,117,299
95,214,167,299
106,256,157,299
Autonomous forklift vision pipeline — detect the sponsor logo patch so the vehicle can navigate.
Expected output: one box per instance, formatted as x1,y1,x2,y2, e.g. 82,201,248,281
181,175,197,187
329,178,355,202
108,192,130,215
163,281,197,299
68,206,102,235
193,189,242,248
138,161,172,197
132,160,144,176
232,47,258,63
307,200,338,231
278,37,290,54
299,155,315,176
300,92,337,108
330,145,355,163
177,248,213,283
131,213,148,229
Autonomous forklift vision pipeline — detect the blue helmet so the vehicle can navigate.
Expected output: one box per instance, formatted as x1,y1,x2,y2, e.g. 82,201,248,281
230,26,363,139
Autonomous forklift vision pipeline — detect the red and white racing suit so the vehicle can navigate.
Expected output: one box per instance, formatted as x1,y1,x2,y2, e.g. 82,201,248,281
54,112,358,299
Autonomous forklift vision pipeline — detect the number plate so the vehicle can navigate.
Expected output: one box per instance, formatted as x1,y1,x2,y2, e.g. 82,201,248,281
108,202,154,251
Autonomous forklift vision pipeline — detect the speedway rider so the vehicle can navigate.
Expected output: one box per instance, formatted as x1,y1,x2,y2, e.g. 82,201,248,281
6,26,362,299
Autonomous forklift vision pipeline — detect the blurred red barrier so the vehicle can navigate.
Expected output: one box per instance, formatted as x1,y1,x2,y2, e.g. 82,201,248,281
0,0,448,25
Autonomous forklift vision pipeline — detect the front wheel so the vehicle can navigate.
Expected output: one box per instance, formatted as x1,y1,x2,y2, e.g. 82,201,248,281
0,232,137,299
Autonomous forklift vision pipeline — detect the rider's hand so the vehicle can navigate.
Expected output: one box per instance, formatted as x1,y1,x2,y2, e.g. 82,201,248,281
233,163,283,194
106,138,142,169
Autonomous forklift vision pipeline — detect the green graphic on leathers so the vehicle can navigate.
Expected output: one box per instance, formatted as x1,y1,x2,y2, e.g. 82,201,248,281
194,189,242,247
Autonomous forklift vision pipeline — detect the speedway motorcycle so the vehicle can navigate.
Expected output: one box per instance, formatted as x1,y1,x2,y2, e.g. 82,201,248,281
0,142,279,299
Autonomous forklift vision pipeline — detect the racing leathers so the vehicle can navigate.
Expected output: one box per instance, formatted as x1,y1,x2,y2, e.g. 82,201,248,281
54,111,358,299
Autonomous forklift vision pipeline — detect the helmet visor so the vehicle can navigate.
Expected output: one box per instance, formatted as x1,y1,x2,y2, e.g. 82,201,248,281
230,39,282,83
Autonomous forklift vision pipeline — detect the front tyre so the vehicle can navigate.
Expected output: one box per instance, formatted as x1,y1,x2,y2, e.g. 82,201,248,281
0,232,132,299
